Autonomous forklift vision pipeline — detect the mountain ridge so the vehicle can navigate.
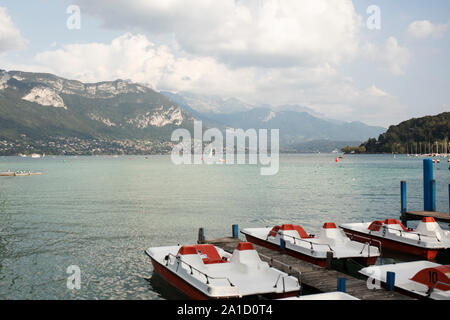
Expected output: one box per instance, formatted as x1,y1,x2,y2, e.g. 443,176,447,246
161,91,386,145
0,69,194,141
1,69,387,154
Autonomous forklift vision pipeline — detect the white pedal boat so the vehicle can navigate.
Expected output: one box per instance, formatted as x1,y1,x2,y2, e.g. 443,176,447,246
146,242,301,300
242,223,380,267
359,261,450,300
281,292,359,300
341,217,450,260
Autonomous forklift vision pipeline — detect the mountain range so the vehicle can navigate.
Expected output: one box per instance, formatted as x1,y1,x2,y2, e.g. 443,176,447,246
0,69,386,152
161,91,386,147
0,69,194,141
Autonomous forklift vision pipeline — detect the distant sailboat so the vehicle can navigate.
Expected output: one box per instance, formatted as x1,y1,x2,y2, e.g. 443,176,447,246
206,148,226,164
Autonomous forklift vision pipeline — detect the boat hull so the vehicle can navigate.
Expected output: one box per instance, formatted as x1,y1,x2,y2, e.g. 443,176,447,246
353,256,378,267
151,257,211,300
244,233,378,268
361,274,427,300
150,255,299,300
243,233,328,267
342,228,439,260
243,233,376,268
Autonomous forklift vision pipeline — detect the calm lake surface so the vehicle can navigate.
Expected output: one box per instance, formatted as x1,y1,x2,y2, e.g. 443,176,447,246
0,154,449,299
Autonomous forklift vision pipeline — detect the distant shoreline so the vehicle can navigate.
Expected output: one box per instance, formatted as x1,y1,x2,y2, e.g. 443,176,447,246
3,152,448,157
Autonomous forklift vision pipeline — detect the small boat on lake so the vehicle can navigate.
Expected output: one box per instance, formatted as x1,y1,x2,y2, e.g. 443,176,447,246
241,223,380,268
13,171,42,176
340,217,450,260
0,171,41,177
359,261,450,300
146,242,300,300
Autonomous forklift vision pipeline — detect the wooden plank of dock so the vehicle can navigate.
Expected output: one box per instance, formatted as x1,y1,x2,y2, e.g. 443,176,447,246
204,237,412,300
402,211,450,223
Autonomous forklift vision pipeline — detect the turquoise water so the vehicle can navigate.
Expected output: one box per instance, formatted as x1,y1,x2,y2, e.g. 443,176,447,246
0,154,449,299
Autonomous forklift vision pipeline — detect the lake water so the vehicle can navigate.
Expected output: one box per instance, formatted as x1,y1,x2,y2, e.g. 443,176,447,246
0,154,449,299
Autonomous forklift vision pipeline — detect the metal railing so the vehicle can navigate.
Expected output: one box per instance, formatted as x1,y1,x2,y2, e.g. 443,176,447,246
259,252,302,292
274,232,334,252
167,252,302,294
273,274,287,292
345,233,382,258
369,224,441,243
165,254,235,287
428,281,450,297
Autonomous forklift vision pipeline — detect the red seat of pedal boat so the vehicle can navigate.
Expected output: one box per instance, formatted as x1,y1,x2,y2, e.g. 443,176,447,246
269,224,312,239
323,222,337,229
178,244,228,264
236,242,254,251
421,217,436,223
368,219,408,232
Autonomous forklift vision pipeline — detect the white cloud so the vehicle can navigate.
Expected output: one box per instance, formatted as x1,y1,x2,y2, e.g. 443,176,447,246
362,37,411,75
0,7,27,53
442,103,450,113
366,85,389,97
408,20,449,39
27,33,405,126
33,33,253,97
74,0,362,68
2,0,411,126
282,80,407,126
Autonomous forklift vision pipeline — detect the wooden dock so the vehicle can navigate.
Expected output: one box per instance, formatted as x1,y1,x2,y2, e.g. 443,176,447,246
0,171,42,177
401,211,450,223
202,236,412,300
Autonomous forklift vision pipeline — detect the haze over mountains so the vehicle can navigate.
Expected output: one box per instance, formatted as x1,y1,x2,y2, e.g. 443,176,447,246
0,69,386,152
162,91,386,147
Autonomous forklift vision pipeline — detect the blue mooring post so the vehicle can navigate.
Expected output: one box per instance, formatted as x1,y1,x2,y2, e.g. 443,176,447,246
198,227,205,243
431,180,436,212
386,272,396,291
232,224,239,239
401,181,407,214
280,238,286,253
337,277,346,293
423,159,434,211
401,181,407,227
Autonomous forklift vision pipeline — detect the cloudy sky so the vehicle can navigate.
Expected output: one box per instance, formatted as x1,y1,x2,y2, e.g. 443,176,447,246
0,0,449,126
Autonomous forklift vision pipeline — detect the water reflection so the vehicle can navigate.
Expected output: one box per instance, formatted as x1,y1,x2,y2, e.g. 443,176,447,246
0,187,9,275
148,273,186,300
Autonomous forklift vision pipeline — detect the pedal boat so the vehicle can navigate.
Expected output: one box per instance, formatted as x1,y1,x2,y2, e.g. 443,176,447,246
281,292,359,300
340,217,450,260
145,242,300,300
241,223,380,268
359,261,450,300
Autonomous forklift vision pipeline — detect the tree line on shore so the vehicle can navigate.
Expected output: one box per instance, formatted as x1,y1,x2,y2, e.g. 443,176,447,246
341,112,449,154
